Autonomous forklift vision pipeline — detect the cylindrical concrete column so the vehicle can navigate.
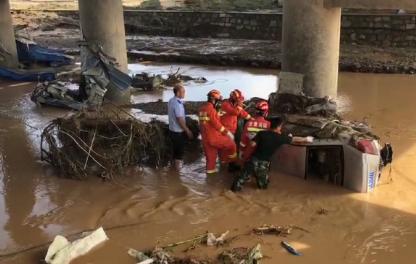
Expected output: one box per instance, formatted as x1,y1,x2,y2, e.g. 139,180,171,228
78,0,130,103
78,0,128,72
0,0,18,68
282,0,341,98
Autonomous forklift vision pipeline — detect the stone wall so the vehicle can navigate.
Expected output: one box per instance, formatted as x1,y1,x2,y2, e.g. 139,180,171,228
122,11,416,47
29,10,416,47
341,14,416,47
123,10,282,40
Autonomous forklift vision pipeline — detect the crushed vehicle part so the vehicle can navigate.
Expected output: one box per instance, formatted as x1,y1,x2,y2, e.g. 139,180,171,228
45,227,108,264
31,81,85,110
31,42,132,109
79,42,131,105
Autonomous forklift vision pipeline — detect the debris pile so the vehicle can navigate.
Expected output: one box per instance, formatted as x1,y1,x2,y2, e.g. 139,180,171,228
40,110,199,180
253,225,292,236
218,244,263,264
132,72,164,91
31,42,132,110
269,92,337,118
128,230,263,264
269,92,378,145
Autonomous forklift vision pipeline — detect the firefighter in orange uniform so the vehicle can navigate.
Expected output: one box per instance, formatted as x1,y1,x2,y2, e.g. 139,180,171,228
220,89,252,135
239,100,271,162
199,90,237,174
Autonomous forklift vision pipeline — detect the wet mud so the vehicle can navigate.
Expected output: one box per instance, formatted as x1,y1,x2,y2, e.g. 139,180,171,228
1,66,416,264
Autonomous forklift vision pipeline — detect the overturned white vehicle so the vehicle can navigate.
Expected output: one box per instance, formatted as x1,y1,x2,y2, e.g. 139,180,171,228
268,78,392,193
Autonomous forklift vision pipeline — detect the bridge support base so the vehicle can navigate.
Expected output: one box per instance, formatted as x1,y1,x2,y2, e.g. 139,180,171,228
282,0,341,98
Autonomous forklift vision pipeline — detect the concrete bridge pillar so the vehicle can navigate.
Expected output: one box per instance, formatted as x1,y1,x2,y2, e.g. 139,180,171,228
282,0,341,98
0,0,18,68
78,0,130,103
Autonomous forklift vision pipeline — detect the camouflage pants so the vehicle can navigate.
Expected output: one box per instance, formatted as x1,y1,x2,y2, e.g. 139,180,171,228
231,157,270,191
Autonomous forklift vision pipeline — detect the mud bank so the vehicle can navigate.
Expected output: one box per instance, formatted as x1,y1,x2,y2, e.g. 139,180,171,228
1,69,416,264
11,11,416,74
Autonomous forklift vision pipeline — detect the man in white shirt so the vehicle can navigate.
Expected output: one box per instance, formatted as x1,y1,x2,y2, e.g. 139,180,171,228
168,84,193,169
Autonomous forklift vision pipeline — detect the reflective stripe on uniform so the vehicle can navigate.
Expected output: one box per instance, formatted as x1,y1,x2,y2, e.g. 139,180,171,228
247,127,263,132
240,142,246,147
199,117,210,121
228,153,237,159
206,169,218,174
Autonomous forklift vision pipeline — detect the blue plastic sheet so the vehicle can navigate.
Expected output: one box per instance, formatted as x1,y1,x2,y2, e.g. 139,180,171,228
16,39,72,67
0,67,55,82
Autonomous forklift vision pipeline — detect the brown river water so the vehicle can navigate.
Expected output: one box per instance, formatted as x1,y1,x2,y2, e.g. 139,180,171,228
0,64,416,264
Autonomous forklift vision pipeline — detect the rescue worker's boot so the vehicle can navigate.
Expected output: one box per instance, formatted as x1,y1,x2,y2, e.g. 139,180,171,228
228,162,241,172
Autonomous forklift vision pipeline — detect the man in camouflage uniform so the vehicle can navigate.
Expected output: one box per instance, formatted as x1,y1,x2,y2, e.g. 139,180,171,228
231,117,312,192
234,157,271,190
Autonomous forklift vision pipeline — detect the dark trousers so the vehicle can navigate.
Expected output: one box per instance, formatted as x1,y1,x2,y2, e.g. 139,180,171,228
169,130,186,160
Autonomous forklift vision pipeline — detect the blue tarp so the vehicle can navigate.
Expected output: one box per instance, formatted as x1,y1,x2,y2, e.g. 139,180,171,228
0,67,55,82
16,39,72,67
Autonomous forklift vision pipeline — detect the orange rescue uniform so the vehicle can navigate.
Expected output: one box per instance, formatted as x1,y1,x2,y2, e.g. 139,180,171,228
239,116,270,162
219,99,252,134
199,102,237,173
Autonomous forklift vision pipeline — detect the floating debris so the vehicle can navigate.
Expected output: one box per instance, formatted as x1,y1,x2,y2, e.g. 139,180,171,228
132,72,164,91
317,208,329,215
281,241,302,256
218,244,263,264
45,227,108,264
131,67,207,91
129,246,211,264
253,225,292,236
206,230,230,246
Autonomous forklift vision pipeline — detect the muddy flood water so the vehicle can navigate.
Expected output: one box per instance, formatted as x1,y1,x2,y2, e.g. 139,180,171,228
0,63,416,264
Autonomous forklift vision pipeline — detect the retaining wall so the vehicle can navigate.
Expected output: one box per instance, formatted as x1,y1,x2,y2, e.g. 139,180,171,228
27,10,416,47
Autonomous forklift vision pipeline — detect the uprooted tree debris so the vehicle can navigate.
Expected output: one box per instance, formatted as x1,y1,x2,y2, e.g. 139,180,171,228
40,109,199,180
268,92,379,144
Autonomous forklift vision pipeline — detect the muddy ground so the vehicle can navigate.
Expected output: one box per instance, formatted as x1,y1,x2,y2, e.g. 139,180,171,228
11,10,416,74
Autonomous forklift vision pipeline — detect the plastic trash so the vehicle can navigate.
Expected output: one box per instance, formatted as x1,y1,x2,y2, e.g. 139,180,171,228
45,227,108,264
281,241,302,256
206,230,229,246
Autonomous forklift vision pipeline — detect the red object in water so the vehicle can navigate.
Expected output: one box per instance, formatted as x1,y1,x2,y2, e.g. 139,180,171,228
357,140,378,155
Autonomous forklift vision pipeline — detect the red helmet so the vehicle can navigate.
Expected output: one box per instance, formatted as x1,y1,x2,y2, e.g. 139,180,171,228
207,89,222,100
230,89,244,102
256,100,269,114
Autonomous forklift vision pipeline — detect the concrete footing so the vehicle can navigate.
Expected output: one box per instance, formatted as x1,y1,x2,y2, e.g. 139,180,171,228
78,0,130,103
282,0,341,98
0,0,18,68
